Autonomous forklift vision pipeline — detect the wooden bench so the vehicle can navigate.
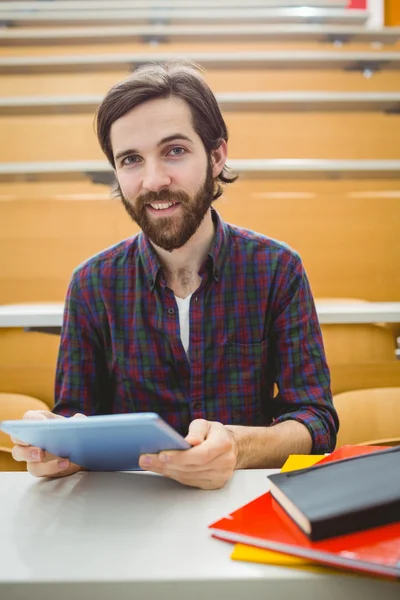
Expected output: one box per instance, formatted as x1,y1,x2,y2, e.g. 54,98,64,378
1,91,400,115
3,65,400,97
2,50,399,75
3,105,400,161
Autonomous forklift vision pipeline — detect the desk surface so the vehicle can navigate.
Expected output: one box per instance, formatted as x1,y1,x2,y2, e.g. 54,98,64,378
0,470,398,600
1,301,400,328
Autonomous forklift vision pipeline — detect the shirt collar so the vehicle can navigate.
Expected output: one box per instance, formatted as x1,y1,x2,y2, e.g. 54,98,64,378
138,207,230,290
207,208,230,282
138,232,161,291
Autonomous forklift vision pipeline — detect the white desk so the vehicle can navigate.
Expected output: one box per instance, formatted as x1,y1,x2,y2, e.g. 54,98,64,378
0,303,64,329
1,301,400,330
0,469,398,600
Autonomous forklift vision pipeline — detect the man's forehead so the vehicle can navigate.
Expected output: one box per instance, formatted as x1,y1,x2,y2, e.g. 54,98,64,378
115,97,192,128
110,96,196,149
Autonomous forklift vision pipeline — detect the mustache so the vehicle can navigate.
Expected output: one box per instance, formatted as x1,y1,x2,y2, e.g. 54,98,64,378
136,189,191,208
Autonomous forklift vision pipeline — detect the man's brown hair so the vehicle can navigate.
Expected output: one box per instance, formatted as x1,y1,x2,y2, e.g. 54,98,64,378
96,61,238,200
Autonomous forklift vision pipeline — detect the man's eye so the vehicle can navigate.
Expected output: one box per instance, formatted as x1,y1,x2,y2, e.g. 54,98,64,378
122,155,140,165
168,147,186,157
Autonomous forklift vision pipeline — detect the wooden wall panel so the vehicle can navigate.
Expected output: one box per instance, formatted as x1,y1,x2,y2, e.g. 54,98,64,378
2,111,400,161
2,69,400,98
321,324,396,364
0,329,59,407
0,179,399,303
219,179,400,301
330,362,400,395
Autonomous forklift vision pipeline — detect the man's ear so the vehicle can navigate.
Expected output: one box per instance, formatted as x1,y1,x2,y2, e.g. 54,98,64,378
210,140,228,179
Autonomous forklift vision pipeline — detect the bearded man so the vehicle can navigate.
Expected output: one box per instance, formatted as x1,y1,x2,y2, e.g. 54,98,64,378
12,61,338,488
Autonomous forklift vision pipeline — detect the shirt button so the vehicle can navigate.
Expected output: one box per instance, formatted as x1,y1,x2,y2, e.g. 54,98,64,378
168,308,175,315
192,401,202,410
195,296,198,302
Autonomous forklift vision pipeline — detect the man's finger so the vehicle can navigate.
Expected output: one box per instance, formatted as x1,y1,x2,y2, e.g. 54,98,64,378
144,423,227,469
10,437,30,446
12,445,44,462
10,410,64,444
185,419,211,445
27,459,79,479
23,410,60,421
10,411,45,444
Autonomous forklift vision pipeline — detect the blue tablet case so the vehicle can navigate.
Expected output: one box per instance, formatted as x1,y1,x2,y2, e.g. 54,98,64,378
1,413,191,471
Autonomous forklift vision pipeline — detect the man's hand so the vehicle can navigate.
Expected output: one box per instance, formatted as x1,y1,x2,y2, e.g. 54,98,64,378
138,419,238,490
11,410,85,478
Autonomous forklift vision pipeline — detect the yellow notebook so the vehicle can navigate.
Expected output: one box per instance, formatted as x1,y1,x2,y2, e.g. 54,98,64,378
231,454,329,573
231,544,337,574
280,454,324,472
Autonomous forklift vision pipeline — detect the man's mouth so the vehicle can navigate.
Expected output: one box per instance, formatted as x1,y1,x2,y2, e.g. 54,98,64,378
147,201,180,212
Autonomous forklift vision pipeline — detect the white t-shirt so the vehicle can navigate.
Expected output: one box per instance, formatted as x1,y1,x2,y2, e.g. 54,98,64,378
174,294,192,356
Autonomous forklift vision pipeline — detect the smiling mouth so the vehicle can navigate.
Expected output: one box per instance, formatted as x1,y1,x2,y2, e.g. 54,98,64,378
147,201,180,211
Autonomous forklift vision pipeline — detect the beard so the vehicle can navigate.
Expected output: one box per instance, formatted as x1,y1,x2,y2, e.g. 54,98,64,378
119,162,215,252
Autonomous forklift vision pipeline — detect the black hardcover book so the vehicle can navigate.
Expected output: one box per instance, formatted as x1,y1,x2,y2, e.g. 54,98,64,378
268,446,400,541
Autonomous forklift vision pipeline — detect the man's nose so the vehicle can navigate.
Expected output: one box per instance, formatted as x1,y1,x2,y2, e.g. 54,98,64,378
142,162,171,193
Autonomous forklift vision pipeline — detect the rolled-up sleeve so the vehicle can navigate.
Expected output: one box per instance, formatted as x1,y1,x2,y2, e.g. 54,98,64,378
270,252,339,453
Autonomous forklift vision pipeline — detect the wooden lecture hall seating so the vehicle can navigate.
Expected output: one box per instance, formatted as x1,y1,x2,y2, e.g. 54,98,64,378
0,0,399,467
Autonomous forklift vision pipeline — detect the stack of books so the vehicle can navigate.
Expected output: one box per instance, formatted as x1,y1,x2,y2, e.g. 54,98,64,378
209,445,400,579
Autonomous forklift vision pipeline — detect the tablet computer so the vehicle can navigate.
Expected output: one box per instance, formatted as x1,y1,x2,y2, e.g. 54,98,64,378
1,413,191,471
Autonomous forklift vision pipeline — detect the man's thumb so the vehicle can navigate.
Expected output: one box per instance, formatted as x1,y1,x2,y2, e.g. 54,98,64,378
185,419,210,446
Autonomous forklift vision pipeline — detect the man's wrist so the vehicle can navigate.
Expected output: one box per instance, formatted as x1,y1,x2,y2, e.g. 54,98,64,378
225,424,246,470
224,421,313,469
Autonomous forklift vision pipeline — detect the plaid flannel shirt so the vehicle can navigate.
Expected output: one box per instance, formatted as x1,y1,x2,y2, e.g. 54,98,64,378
54,209,338,452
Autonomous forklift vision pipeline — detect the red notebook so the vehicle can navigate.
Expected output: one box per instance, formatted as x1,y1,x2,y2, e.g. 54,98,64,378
316,444,390,465
209,445,400,579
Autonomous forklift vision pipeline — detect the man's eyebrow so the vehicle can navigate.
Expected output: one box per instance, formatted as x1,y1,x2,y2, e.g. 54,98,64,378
157,134,193,147
114,134,193,162
115,148,137,161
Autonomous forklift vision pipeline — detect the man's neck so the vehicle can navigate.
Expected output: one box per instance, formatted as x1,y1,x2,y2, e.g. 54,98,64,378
151,209,215,298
